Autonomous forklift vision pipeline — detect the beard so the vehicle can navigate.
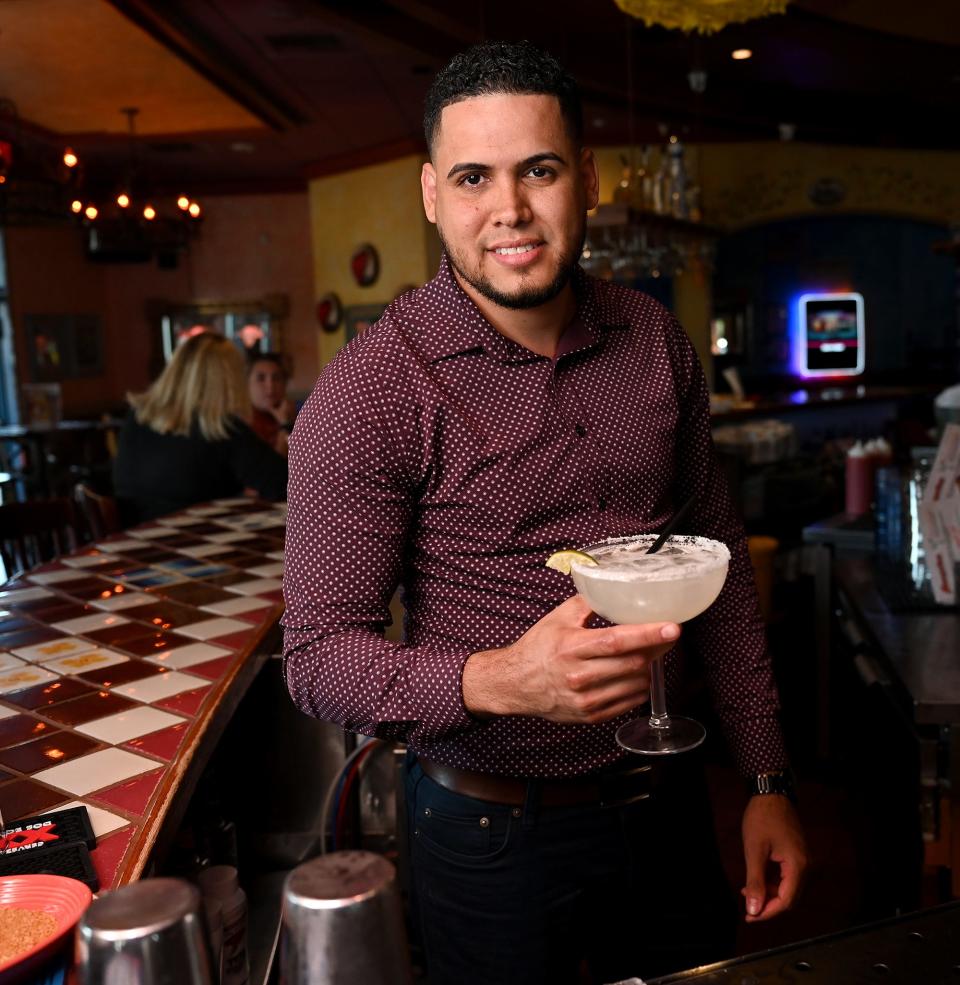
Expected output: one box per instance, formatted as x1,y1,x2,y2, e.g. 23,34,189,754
438,221,585,311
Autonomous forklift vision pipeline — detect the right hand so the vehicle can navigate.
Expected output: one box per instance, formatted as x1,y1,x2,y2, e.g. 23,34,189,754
462,595,680,723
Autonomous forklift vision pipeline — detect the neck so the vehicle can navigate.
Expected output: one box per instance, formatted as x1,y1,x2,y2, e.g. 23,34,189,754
454,273,576,358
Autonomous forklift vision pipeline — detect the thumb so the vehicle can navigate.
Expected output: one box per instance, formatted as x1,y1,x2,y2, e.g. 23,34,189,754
742,845,767,917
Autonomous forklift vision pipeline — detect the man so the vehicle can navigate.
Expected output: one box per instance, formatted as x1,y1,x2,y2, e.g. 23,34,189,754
283,40,806,985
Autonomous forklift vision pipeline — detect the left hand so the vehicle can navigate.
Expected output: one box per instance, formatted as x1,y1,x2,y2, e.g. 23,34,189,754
741,794,808,922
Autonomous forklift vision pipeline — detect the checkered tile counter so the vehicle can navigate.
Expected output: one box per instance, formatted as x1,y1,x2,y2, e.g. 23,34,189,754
0,498,286,889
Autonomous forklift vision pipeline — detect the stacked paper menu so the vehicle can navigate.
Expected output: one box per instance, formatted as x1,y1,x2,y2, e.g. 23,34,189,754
919,423,960,604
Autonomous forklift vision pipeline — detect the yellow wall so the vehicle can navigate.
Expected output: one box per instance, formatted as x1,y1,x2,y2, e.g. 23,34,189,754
308,155,437,369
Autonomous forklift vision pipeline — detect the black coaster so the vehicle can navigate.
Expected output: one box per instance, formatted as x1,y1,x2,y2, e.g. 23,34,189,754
1,806,96,855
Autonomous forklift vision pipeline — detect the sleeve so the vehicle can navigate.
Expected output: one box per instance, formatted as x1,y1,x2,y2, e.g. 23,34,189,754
228,418,288,500
280,356,480,746
665,318,788,778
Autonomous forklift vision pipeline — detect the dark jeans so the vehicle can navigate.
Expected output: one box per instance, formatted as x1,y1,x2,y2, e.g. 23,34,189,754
404,754,737,985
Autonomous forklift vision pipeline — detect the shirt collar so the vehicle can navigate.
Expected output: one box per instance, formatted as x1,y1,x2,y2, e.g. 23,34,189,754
401,254,621,365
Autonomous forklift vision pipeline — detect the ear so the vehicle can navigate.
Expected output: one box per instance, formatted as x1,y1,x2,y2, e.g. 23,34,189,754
421,162,438,224
580,148,599,212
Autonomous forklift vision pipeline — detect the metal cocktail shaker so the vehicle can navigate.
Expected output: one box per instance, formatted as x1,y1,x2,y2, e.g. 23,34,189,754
280,850,411,985
76,877,215,985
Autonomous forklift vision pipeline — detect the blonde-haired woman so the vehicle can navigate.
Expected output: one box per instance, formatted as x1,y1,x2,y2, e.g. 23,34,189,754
114,332,287,522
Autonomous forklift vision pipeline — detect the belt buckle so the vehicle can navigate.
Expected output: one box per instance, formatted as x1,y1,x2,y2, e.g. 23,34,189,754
599,764,652,809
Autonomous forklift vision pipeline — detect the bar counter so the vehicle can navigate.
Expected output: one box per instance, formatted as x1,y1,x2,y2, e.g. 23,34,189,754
0,498,286,890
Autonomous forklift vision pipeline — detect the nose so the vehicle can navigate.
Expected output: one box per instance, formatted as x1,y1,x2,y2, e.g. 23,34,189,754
491,179,532,227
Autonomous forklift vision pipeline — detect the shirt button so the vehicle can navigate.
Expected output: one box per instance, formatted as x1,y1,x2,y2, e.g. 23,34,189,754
575,424,587,437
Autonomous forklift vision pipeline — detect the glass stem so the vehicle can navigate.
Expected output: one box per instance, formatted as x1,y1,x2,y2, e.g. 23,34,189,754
648,654,670,729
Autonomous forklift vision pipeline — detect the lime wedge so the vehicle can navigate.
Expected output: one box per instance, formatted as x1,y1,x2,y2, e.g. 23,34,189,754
545,549,598,575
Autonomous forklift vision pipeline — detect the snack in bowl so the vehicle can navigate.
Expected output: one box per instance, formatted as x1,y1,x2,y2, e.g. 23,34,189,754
0,874,93,981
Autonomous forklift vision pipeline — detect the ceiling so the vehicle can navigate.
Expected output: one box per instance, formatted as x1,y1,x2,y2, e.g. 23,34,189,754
0,0,958,198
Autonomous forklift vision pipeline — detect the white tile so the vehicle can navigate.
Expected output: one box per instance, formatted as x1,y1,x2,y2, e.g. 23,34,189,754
212,497,253,506
185,505,231,517
156,514,205,527
204,530,254,544
0,586,53,602
94,539,146,553
27,570,82,585
42,801,129,839
34,747,158,796
52,613,130,634
60,554,111,568
266,550,285,561
76,706,185,744
114,671,206,703
0,652,24,671
173,543,232,559
0,702,19,719
226,578,282,596
13,637,99,663
177,617,248,640
90,592,154,612
0,665,60,694
200,597,271,617
129,525,181,539
146,642,231,669
244,562,284,578
43,648,129,676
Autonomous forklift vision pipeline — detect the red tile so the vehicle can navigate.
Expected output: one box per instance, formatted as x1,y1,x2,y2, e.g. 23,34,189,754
259,589,284,604
0,730,100,773
236,607,275,625
185,656,235,681
3,677,97,710
124,722,189,761
154,686,210,716
0,714,55,749
208,629,254,650
90,767,164,817
89,825,135,891
0,778,69,820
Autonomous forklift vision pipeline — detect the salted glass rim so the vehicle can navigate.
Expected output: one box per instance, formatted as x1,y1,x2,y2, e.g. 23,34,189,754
571,533,730,579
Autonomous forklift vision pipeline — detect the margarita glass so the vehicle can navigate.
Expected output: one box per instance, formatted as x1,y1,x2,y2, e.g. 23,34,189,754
570,533,729,755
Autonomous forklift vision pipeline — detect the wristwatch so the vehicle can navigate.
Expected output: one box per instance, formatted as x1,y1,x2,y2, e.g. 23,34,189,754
746,769,797,804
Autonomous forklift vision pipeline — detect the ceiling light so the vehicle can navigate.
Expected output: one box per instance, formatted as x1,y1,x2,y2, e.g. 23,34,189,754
142,204,156,221
187,202,202,219
116,192,130,208
70,199,82,213
177,195,190,210
732,49,753,60
84,204,98,220
63,148,78,168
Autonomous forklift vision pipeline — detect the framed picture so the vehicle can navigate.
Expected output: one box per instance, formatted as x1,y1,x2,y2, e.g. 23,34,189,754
25,314,103,381
345,304,386,344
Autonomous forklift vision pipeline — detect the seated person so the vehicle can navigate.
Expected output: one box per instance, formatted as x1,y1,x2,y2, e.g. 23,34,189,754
248,352,297,455
114,333,287,523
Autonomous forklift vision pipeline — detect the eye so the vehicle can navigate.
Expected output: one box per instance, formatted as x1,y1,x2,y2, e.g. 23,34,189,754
460,173,485,187
527,165,553,179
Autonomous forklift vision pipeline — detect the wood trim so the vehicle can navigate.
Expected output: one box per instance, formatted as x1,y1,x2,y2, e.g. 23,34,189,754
104,0,309,131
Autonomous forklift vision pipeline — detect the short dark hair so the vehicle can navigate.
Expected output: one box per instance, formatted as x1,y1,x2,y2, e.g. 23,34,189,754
423,41,583,158
247,350,290,379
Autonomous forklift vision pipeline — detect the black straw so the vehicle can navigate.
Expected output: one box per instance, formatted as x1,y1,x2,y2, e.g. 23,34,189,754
646,493,697,555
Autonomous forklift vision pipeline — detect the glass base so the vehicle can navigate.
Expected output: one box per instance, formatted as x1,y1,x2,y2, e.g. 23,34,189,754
615,716,706,755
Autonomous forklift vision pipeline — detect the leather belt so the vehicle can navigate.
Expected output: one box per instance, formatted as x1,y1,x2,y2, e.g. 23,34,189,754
418,757,653,809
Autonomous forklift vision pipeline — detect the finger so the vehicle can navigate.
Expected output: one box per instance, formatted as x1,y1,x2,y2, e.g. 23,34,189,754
551,594,595,625
569,623,680,661
744,893,790,922
771,857,802,911
742,848,768,919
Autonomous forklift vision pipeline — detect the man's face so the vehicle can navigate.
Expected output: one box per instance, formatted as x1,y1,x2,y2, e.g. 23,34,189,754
421,93,599,311
248,361,286,411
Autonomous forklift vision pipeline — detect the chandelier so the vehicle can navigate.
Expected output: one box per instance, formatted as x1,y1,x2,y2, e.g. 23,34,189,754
68,108,203,262
613,0,789,33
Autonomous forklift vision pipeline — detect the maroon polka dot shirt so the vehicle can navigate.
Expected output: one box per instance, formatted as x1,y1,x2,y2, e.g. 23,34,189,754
283,257,787,779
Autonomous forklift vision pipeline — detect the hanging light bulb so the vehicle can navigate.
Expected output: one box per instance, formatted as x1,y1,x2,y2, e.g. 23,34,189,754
142,204,156,221
84,204,98,220
71,199,83,214
63,148,78,168
188,202,202,219
177,195,190,211
116,192,130,208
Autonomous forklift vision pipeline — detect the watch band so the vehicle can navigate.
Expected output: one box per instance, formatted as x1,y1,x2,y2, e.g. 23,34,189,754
746,769,797,804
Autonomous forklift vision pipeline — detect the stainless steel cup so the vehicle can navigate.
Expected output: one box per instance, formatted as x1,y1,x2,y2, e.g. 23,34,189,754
280,850,411,985
75,877,215,985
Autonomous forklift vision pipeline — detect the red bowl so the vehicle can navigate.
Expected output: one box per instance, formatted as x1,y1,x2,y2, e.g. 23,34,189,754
0,875,93,984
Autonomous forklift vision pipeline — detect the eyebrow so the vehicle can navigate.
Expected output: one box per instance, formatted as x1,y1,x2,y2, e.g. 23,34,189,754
446,152,568,180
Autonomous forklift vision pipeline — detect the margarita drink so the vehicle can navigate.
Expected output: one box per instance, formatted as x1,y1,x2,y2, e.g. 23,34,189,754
570,534,729,626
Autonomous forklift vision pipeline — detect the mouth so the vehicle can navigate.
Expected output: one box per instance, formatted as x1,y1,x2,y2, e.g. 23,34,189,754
488,240,545,267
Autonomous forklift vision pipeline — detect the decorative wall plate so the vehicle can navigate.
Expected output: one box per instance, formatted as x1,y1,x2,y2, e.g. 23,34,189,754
316,292,343,332
350,243,380,287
